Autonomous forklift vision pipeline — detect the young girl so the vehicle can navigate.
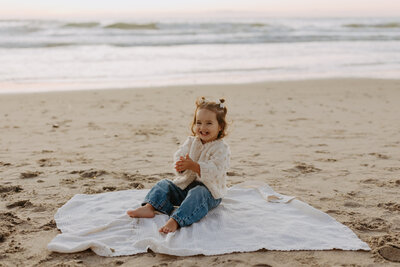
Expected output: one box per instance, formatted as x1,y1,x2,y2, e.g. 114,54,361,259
127,97,230,234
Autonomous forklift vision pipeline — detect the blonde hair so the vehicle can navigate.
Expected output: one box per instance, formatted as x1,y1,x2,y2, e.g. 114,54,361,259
191,97,228,139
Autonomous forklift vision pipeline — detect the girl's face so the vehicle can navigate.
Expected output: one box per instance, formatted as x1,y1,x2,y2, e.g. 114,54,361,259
195,108,221,144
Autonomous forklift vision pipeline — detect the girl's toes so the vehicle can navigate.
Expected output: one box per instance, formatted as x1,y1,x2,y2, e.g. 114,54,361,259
161,227,169,233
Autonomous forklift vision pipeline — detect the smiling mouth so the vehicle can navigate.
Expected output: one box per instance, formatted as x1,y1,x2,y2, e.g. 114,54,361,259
200,131,209,136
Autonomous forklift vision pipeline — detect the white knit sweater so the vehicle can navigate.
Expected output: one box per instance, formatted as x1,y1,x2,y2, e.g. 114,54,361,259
172,136,230,199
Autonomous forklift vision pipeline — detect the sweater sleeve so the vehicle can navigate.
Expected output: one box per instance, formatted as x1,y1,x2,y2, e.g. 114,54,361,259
196,144,230,185
173,136,194,176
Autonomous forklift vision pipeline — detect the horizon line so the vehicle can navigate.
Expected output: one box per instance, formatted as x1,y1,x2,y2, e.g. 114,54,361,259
1,11,400,20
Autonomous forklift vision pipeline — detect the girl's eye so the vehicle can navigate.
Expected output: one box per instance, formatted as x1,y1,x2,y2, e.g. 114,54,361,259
207,122,212,125
196,122,201,125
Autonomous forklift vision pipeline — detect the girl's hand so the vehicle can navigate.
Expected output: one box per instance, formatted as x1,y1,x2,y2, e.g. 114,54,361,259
175,154,194,173
175,154,200,176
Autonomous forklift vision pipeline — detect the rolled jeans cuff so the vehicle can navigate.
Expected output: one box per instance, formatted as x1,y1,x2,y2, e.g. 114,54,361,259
170,200,208,228
142,198,174,216
170,213,185,227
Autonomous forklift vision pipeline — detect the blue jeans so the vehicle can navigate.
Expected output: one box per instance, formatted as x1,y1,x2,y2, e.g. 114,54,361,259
143,179,222,227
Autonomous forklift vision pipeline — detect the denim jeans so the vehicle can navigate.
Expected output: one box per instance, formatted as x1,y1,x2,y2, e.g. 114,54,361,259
143,179,222,227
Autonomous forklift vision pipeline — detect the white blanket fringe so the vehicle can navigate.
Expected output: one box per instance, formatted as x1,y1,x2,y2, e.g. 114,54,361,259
47,181,370,256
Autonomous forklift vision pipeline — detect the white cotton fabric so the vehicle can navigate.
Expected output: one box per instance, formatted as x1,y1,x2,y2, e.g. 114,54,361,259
47,181,370,257
172,136,230,199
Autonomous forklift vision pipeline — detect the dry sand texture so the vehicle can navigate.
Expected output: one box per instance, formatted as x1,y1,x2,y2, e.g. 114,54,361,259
1,78,400,266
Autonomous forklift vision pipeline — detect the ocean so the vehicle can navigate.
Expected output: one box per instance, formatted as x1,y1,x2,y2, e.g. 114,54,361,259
0,17,399,93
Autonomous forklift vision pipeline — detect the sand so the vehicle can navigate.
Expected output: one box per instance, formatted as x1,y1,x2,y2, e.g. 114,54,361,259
0,78,399,266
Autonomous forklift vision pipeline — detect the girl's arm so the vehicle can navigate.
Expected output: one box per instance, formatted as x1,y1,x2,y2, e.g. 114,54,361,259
173,137,194,176
196,144,230,184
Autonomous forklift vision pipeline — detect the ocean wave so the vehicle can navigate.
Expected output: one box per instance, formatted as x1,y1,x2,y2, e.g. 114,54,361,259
0,24,41,33
63,22,100,28
2,35,400,49
0,42,77,48
104,23,158,30
44,43,76,48
16,26,41,33
344,22,400,28
249,23,268,27
1,18,399,48
192,22,269,31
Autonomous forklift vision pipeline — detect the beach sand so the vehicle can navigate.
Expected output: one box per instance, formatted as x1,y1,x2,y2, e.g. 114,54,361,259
1,78,399,266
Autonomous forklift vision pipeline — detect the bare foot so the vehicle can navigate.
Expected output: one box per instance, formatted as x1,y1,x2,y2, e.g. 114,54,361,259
159,218,179,234
127,204,155,218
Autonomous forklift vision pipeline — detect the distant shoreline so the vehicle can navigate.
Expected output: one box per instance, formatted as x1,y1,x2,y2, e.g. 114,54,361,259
1,77,399,95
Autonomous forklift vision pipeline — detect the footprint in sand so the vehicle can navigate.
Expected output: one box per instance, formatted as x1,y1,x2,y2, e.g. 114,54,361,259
87,122,102,130
361,178,379,184
144,177,159,183
390,179,400,186
70,169,108,179
284,163,321,174
319,197,332,201
369,152,390,159
287,117,308,122
6,200,32,209
116,172,147,181
316,158,337,162
37,158,61,167
115,171,160,183
0,161,12,167
346,217,389,232
385,167,400,172
315,150,329,154
60,178,76,185
129,182,144,189
227,171,241,176
347,191,358,197
0,212,25,243
41,220,56,231
102,186,117,191
361,178,398,187
344,201,361,208
20,171,41,179
83,188,103,194
32,204,47,212
379,245,400,262
326,209,345,215
0,185,23,194
40,150,54,154
369,234,399,248
378,202,400,212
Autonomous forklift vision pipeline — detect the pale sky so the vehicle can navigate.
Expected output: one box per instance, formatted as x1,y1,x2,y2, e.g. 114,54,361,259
1,0,399,19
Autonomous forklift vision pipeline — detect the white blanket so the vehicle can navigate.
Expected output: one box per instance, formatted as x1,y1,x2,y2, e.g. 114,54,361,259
47,181,370,256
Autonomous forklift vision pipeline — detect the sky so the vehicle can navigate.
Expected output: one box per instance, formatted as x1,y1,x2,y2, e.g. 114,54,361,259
1,0,400,19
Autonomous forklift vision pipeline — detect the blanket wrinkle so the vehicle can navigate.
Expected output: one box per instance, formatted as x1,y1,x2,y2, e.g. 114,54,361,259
238,180,295,203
